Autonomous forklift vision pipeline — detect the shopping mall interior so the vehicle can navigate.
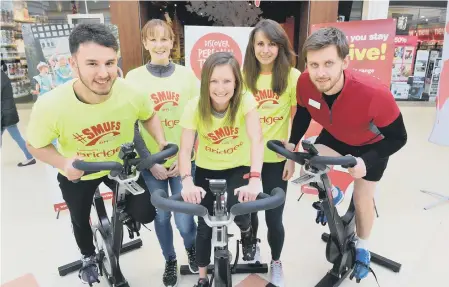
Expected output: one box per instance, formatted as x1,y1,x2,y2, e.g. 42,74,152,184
1,1,448,287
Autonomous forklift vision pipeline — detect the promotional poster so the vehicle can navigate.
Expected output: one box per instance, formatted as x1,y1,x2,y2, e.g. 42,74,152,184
311,19,396,87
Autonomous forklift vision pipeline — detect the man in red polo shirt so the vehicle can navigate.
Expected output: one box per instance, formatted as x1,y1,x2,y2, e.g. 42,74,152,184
287,27,407,281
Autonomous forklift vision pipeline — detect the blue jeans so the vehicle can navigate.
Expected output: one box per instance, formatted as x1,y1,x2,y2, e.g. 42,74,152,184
1,124,33,160
142,161,197,261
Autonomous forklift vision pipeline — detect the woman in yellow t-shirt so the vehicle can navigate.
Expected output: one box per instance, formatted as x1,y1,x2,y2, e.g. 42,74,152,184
125,19,200,287
179,52,264,287
242,19,300,286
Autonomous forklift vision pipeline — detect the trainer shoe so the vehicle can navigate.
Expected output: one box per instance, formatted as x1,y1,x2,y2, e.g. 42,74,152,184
245,242,261,264
351,248,371,281
241,228,256,261
163,257,178,287
17,158,36,167
270,260,285,287
194,277,210,287
186,246,199,273
78,254,100,286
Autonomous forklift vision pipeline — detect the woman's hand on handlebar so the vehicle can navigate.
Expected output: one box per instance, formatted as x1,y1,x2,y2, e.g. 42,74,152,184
234,179,262,202
65,156,84,180
150,164,168,180
181,180,206,204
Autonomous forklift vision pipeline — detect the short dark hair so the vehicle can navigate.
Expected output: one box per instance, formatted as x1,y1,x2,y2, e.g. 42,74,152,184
302,27,349,62
69,23,118,54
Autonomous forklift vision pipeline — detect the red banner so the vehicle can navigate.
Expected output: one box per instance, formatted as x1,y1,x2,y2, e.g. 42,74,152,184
311,19,396,87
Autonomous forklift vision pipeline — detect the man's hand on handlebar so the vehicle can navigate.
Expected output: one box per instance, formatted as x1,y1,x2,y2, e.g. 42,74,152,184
347,156,367,179
282,160,295,181
275,140,296,159
181,180,206,204
64,156,85,180
234,179,262,202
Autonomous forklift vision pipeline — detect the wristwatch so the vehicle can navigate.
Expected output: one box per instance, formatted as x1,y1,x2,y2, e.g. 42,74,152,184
243,172,261,180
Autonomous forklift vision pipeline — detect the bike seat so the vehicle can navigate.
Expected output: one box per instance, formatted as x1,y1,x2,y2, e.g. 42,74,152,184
209,179,227,196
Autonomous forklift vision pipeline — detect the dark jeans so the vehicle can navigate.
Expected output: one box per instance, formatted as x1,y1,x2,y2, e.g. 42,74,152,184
57,173,156,256
251,160,288,261
141,162,197,261
195,165,251,267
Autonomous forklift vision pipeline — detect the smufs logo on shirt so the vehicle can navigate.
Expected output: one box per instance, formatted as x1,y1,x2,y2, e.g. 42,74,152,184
254,89,280,108
207,126,239,144
72,121,121,146
151,91,180,111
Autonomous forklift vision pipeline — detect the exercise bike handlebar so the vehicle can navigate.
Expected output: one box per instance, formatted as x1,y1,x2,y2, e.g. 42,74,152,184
151,188,286,225
151,190,209,217
267,140,357,168
230,189,285,216
72,143,179,180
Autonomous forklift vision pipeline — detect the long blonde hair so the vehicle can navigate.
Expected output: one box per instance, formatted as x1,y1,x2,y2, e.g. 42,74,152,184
198,52,243,129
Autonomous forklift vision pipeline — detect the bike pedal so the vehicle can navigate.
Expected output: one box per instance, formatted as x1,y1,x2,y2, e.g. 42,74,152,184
228,233,234,238
312,201,323,211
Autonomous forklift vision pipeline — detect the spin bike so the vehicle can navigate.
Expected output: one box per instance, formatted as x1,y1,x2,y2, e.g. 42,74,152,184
151,179,286,287
58,142,179,287
267,140,402,287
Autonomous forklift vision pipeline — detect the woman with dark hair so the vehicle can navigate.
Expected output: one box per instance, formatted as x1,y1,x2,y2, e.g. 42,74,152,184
242,19,308,286
178,52,264,287
1,62,36,167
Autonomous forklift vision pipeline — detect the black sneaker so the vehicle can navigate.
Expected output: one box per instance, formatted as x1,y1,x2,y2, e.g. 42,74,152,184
186,246,199,273
78,254,100,286
241,228,256,261
194,277,209,287
163,258,178,287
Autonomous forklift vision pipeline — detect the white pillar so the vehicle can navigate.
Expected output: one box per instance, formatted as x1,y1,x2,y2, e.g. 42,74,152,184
362,0,390,20
429,2,449,146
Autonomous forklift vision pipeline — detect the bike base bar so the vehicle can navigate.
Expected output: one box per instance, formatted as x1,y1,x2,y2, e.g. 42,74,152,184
180,263,268,275
57,239,143,276
321,233,402,273
315,269,351,287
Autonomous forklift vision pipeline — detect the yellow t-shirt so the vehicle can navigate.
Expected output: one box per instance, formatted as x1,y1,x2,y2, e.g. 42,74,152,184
180,91,257,170
125,64,199,168
250,68,301,162
26,78,155,180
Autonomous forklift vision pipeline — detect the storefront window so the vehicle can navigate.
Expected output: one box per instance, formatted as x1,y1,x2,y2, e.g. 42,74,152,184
389,2,447,101
1,0,112,103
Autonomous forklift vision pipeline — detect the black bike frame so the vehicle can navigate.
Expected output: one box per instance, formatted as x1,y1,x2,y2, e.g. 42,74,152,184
211,191,232,287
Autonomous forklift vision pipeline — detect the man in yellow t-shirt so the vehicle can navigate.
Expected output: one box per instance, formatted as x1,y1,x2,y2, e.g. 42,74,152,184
25,24,167,286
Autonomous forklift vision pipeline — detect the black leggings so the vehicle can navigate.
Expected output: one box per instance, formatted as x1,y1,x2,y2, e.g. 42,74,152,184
57,173,156,256
195,165,251,267
251,161,288,261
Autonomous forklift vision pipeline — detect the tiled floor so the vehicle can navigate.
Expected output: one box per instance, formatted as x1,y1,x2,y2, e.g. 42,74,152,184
1,106,448,287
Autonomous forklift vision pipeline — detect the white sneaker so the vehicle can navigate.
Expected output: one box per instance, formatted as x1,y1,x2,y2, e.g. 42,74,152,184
270,260,285,287
254,243,261,263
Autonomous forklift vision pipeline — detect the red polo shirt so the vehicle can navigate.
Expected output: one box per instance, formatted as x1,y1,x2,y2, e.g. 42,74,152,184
297,69,400,146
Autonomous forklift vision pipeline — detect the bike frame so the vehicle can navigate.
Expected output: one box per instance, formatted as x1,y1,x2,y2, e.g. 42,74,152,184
58,171,144,287
210,184,232,287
